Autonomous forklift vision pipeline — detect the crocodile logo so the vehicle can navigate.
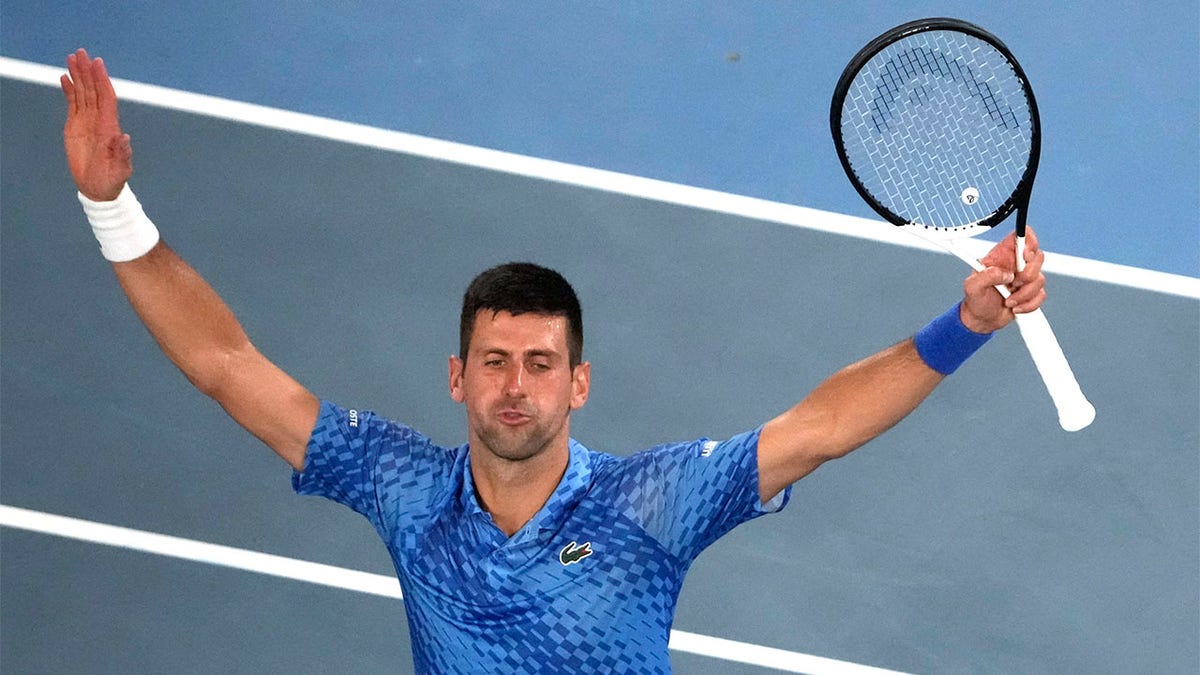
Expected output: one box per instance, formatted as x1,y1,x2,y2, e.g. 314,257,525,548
559,541,593,566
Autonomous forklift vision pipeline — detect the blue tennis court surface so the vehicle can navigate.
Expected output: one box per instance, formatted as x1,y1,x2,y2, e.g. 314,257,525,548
2,4,1197,673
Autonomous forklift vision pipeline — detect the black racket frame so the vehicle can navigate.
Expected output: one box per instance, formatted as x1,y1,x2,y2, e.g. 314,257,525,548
830,17,1041,236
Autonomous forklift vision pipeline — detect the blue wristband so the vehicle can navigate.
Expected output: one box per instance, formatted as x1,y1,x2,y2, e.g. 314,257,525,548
914,302,993,375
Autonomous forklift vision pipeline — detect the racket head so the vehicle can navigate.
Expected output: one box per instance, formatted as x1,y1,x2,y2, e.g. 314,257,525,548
831,18,1041,239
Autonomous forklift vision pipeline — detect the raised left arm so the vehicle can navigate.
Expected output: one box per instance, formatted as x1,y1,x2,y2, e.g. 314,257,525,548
756,230,1045,502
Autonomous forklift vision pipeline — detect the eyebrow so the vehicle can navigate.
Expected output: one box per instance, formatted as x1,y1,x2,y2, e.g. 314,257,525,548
478,348,560,359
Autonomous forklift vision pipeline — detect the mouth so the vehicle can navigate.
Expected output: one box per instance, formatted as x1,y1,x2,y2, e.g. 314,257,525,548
497,409,533,426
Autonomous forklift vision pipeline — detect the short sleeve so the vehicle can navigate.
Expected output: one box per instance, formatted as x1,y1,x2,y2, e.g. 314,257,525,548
292,400,454,540
619,427,791,565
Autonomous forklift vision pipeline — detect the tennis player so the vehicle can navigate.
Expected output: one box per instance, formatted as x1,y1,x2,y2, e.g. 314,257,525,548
61,49,1046,672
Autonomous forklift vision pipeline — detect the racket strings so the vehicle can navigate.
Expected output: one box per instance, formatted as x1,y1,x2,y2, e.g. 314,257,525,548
869,46,1020,134
840,30,1033,231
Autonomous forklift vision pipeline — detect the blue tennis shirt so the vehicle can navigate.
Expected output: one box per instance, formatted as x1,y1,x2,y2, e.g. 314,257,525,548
294,400,790,673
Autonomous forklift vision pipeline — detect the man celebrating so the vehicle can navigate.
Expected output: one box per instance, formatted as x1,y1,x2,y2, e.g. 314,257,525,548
62,49,1046,672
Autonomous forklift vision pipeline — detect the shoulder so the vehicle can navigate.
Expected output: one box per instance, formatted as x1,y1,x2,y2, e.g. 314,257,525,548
582,438,716,497
308,400,462,471
605,433,757,471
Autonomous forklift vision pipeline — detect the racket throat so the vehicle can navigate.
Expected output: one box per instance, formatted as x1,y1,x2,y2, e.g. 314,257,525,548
1015,207,1029,238
1015,206,1029,272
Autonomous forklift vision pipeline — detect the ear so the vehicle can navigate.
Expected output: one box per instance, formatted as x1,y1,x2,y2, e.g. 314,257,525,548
448,355,465,403
570,361,591,410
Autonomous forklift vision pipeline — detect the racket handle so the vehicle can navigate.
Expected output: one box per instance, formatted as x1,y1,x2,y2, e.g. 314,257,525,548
1016,235,1026,273
1012,308,1096,431
913,232,1094,430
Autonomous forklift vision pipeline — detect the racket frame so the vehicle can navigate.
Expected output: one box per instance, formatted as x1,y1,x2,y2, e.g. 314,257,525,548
830,17,1041,241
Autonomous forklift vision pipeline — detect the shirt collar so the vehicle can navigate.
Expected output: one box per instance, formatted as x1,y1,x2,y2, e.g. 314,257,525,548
460,439,594,537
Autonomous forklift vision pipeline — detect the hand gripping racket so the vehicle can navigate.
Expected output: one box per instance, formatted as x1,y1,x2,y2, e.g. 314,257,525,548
830,17,1095,431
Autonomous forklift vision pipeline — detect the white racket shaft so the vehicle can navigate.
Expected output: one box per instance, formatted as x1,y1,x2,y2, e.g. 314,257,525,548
1010,307,1096,431
911,229,1096,431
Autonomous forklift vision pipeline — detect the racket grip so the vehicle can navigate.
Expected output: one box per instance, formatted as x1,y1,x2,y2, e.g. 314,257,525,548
1012,309,1096,431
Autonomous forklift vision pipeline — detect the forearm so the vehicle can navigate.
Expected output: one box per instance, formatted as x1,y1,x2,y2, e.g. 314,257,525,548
757,303,992,501
765,340,941,464
112,240,255,396
112,237,318,469
78,183,252,394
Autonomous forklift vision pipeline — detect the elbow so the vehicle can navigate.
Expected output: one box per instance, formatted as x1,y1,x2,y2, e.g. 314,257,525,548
792,406,873,464
181,342,252,401
186,359,228,400
801,406,858,463
819,413,891,462
189,370,223,400
760,399,888,492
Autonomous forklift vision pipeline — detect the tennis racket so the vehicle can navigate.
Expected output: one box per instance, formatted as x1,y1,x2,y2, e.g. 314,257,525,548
830,17,1095,431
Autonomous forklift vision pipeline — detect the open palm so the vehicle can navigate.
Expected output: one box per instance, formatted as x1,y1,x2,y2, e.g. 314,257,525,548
61,49,131,201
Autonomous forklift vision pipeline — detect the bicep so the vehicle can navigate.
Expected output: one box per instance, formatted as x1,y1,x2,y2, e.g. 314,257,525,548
756,340,943,502
208,345,319,471
757,407,832,503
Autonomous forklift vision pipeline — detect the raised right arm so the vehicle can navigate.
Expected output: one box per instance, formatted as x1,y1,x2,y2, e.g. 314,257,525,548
63,49,318,471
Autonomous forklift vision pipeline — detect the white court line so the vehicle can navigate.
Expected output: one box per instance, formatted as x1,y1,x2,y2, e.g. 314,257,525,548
2,56,1196,299
0,52,1189,671
1,504,908,675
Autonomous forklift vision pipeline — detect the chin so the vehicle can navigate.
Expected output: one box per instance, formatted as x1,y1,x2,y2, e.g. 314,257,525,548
477,428,557,463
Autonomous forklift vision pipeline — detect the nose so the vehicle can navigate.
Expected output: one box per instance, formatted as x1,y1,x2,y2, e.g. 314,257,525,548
503,363,526,397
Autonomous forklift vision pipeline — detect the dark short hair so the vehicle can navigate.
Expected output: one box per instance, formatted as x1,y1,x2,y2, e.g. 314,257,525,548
459,262,583,366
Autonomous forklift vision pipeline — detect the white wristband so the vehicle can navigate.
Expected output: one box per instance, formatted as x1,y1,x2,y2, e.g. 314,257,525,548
77,184,160,262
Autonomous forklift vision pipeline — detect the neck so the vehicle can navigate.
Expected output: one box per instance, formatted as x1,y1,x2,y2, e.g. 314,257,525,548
469,440,570,537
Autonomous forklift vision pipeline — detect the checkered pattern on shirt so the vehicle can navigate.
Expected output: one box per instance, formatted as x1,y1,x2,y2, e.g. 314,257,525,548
294,400,789,674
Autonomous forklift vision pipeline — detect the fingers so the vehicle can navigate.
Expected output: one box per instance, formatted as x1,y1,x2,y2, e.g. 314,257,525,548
75,49,93,107
1008,230,1045,308
1007,286,1046,315
961,226,1049,331
1023,226,1039,251
1006,253,1046,313
60,73,76,108
82,54,100,110
65,51,83,113
960,265,1013,333
108,133,133,163
979,236,1045,314
980,233,1016,271
1017,238,1044,283
65,50,89,112
93,56,117,108
980,227,1042,271
64,49,107,111
964,265,1014,299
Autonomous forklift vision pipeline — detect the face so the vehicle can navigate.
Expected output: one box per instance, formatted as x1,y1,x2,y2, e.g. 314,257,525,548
449,311,590,463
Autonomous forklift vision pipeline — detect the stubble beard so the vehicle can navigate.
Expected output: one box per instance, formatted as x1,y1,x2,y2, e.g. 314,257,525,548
474,403,568,463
